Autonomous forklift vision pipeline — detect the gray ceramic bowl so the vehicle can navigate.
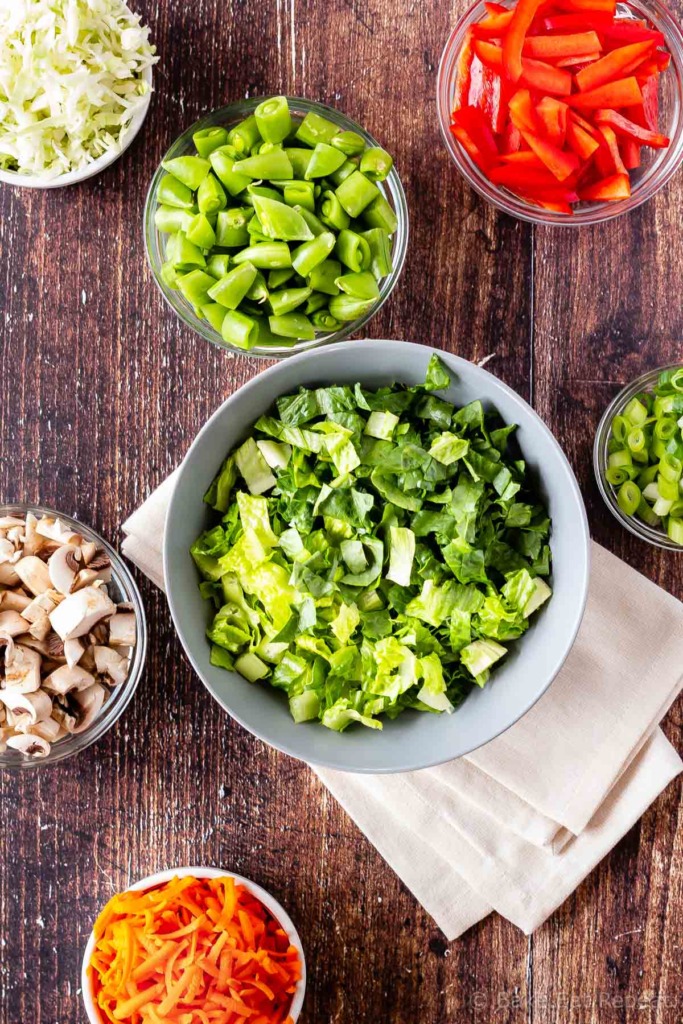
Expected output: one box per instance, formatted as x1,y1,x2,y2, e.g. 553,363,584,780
164,340,590,773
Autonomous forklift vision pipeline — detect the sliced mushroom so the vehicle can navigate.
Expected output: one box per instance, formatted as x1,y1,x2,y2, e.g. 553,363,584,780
64,638,85,669
3,641,42,693
80,541,98,565
0,589,32,613
48,545,82,595
0,610,31,637
0,538,19,564
21,513,43,557
13,556,52,596
49,586,116,641
0,563,20,586
71,683,107,734
108,612,136,648
6,733,50,757
28,613,52,642
71,568,100,591
42,664,95,695
21,592,58,624
51,705,77,734
93,646,129,686
35,517,83,546
29,717,63,742
0,516,26,530
0,688,52,726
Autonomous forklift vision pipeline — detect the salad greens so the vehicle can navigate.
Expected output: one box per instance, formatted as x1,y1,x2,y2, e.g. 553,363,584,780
192,355,553,732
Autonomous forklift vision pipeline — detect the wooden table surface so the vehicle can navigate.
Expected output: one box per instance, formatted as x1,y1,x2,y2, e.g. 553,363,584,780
1,0,683,1021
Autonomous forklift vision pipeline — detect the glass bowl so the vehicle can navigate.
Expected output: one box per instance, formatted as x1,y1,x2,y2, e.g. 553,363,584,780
594,366,683,550
437,0,683,225
144,97,409,358
0,504,147,770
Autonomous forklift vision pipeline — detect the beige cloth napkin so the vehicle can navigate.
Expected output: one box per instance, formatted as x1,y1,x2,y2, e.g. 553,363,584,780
122,479,683,940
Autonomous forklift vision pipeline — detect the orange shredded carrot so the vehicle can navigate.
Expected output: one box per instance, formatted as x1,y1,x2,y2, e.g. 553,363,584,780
88,876,301,1024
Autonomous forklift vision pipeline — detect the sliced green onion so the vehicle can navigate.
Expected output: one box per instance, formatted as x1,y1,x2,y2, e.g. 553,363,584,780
617,481,640,517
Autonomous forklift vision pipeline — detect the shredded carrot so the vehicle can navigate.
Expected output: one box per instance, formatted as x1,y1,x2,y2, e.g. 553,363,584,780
88,876,302,1024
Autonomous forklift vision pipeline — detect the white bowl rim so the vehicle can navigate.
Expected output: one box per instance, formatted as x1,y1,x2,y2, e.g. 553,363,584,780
0,65,153,189
81,865,307,1024
164,338,591,773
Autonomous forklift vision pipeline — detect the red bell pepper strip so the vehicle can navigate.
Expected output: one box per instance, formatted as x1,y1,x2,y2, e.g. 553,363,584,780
556,52,602,67
575,40,654,91
579,172,631,200
620,138,641,168
485,1,509,13
633,50,670,76
555,0,615,12
536,96,569,145
567,76,643,109
542,11,612,30
593,107,670,147
566,119,600,158
481,66,508,133
600,21,665,47
523,31,601,59
501,121,523,153
523,198,574,213
467,54,486,108
454,28,476,110
499,150,547,166
503,0,544,82
518,128,580,180
637,74,659,131
474,40,573,95
489,164,574,189
472,10,514,38
452,106,500,166
597,124,627,173
508,88,544,133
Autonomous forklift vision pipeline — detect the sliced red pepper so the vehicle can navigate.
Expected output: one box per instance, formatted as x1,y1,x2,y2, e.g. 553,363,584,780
501,121,523,153
568,76,643,109
454,27,476,110
518,128,580,179
472,10,514,38
485,1,509,13
556,52,601,67
597,124,627,173
599,21,665,47
593,107,670,147
579,172,631,200
542,11,612,30
474,40,572,95
638,73,659,131
452,106,501,167
536,96,568,145
467,54,486,107
633,50,671,76
523,30,601,59
499,150,547,166
568,109,599,135
503,0,544,82
450,124,493,172
508,87,544,133
523,197,574,213
555,0,616,12
619,138,641,168
575,40,654,91
566,119,600,159
489,163,573,189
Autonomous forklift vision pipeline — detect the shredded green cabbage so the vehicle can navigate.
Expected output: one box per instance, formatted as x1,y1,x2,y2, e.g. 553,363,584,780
0,0,157,178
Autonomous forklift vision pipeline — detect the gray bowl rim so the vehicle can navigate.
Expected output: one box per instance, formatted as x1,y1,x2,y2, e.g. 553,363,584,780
164,339,591,772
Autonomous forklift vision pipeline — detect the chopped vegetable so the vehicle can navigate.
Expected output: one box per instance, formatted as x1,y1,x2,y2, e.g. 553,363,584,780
0,0,157,179
156,97,398,347
449,0,672,213
604,366,683,545
89,874,301,1024
192,356,553,733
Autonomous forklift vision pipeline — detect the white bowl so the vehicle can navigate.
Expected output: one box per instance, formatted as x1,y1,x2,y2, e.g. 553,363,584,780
0,66,153,190
81,865,307,1024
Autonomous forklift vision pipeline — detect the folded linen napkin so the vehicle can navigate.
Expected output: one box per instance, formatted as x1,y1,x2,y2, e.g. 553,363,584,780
122,480,683,940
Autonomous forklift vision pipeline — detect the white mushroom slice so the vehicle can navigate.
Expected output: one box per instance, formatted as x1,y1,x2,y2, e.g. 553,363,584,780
71,683,107,734
0,516,26,529
93,646,129,686
42,664,95,695
80,541,98,564
0,589,32,612
0,563,20,586
71,568,100,591
6,733,50,757
28,612,52,642
35,517,83,546
3,642,42,692
0,538,18,564
48,586,116,641
14,556,52,596
21,513,42,557
30,717,63,742
64,638,85,669
48,545,82,595
21,592,58,623
52,706,77,733
0,688,52,726
79,646,96,673
0,610,31,637
108,612,136,648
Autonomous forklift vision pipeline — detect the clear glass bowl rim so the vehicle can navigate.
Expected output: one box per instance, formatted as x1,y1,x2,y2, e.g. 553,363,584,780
143,96,409,358
0,504,148,770
593,365,683,551
436,0,683,226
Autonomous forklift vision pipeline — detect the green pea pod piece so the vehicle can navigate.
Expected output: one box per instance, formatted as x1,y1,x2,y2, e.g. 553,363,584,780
361,228,393,280
222,309,259,349
215,208,253,247
294,205,326,237
334,229,372,273
328,294,376,322
330,130,366,156
208,262,258,309
251,196,314,241
335,271,380,301
254,316,287,345
295,111,339,148
255,96,292,144
246,184,283,204
197,172,227,215
201,302,228,332
359,146,394,182
193,126,229,158
328,158,359,187
304,142,347,180
232,242,292,270
283,180,316,212
268,268,295,289
308,259,341,296
206,254,232,279
157,173,195,209
168,231,206,269
246,270,269,303
311,310,341,332
362,194,398,234
227,115,261,155
155,205,194,233
160,261,181,290
318,190,350,231
270,287,312,316
209,147,251,197
284,148,313,178
235,150,294,180
162,155,211,190
335,170,380,217
246,218,271,244
178,268,216,307
305,291,328,315
291,231,336,277
269,313,316,340
186,213,216,250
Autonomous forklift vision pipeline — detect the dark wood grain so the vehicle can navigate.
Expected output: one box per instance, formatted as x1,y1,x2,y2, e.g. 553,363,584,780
0,0,682,1021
